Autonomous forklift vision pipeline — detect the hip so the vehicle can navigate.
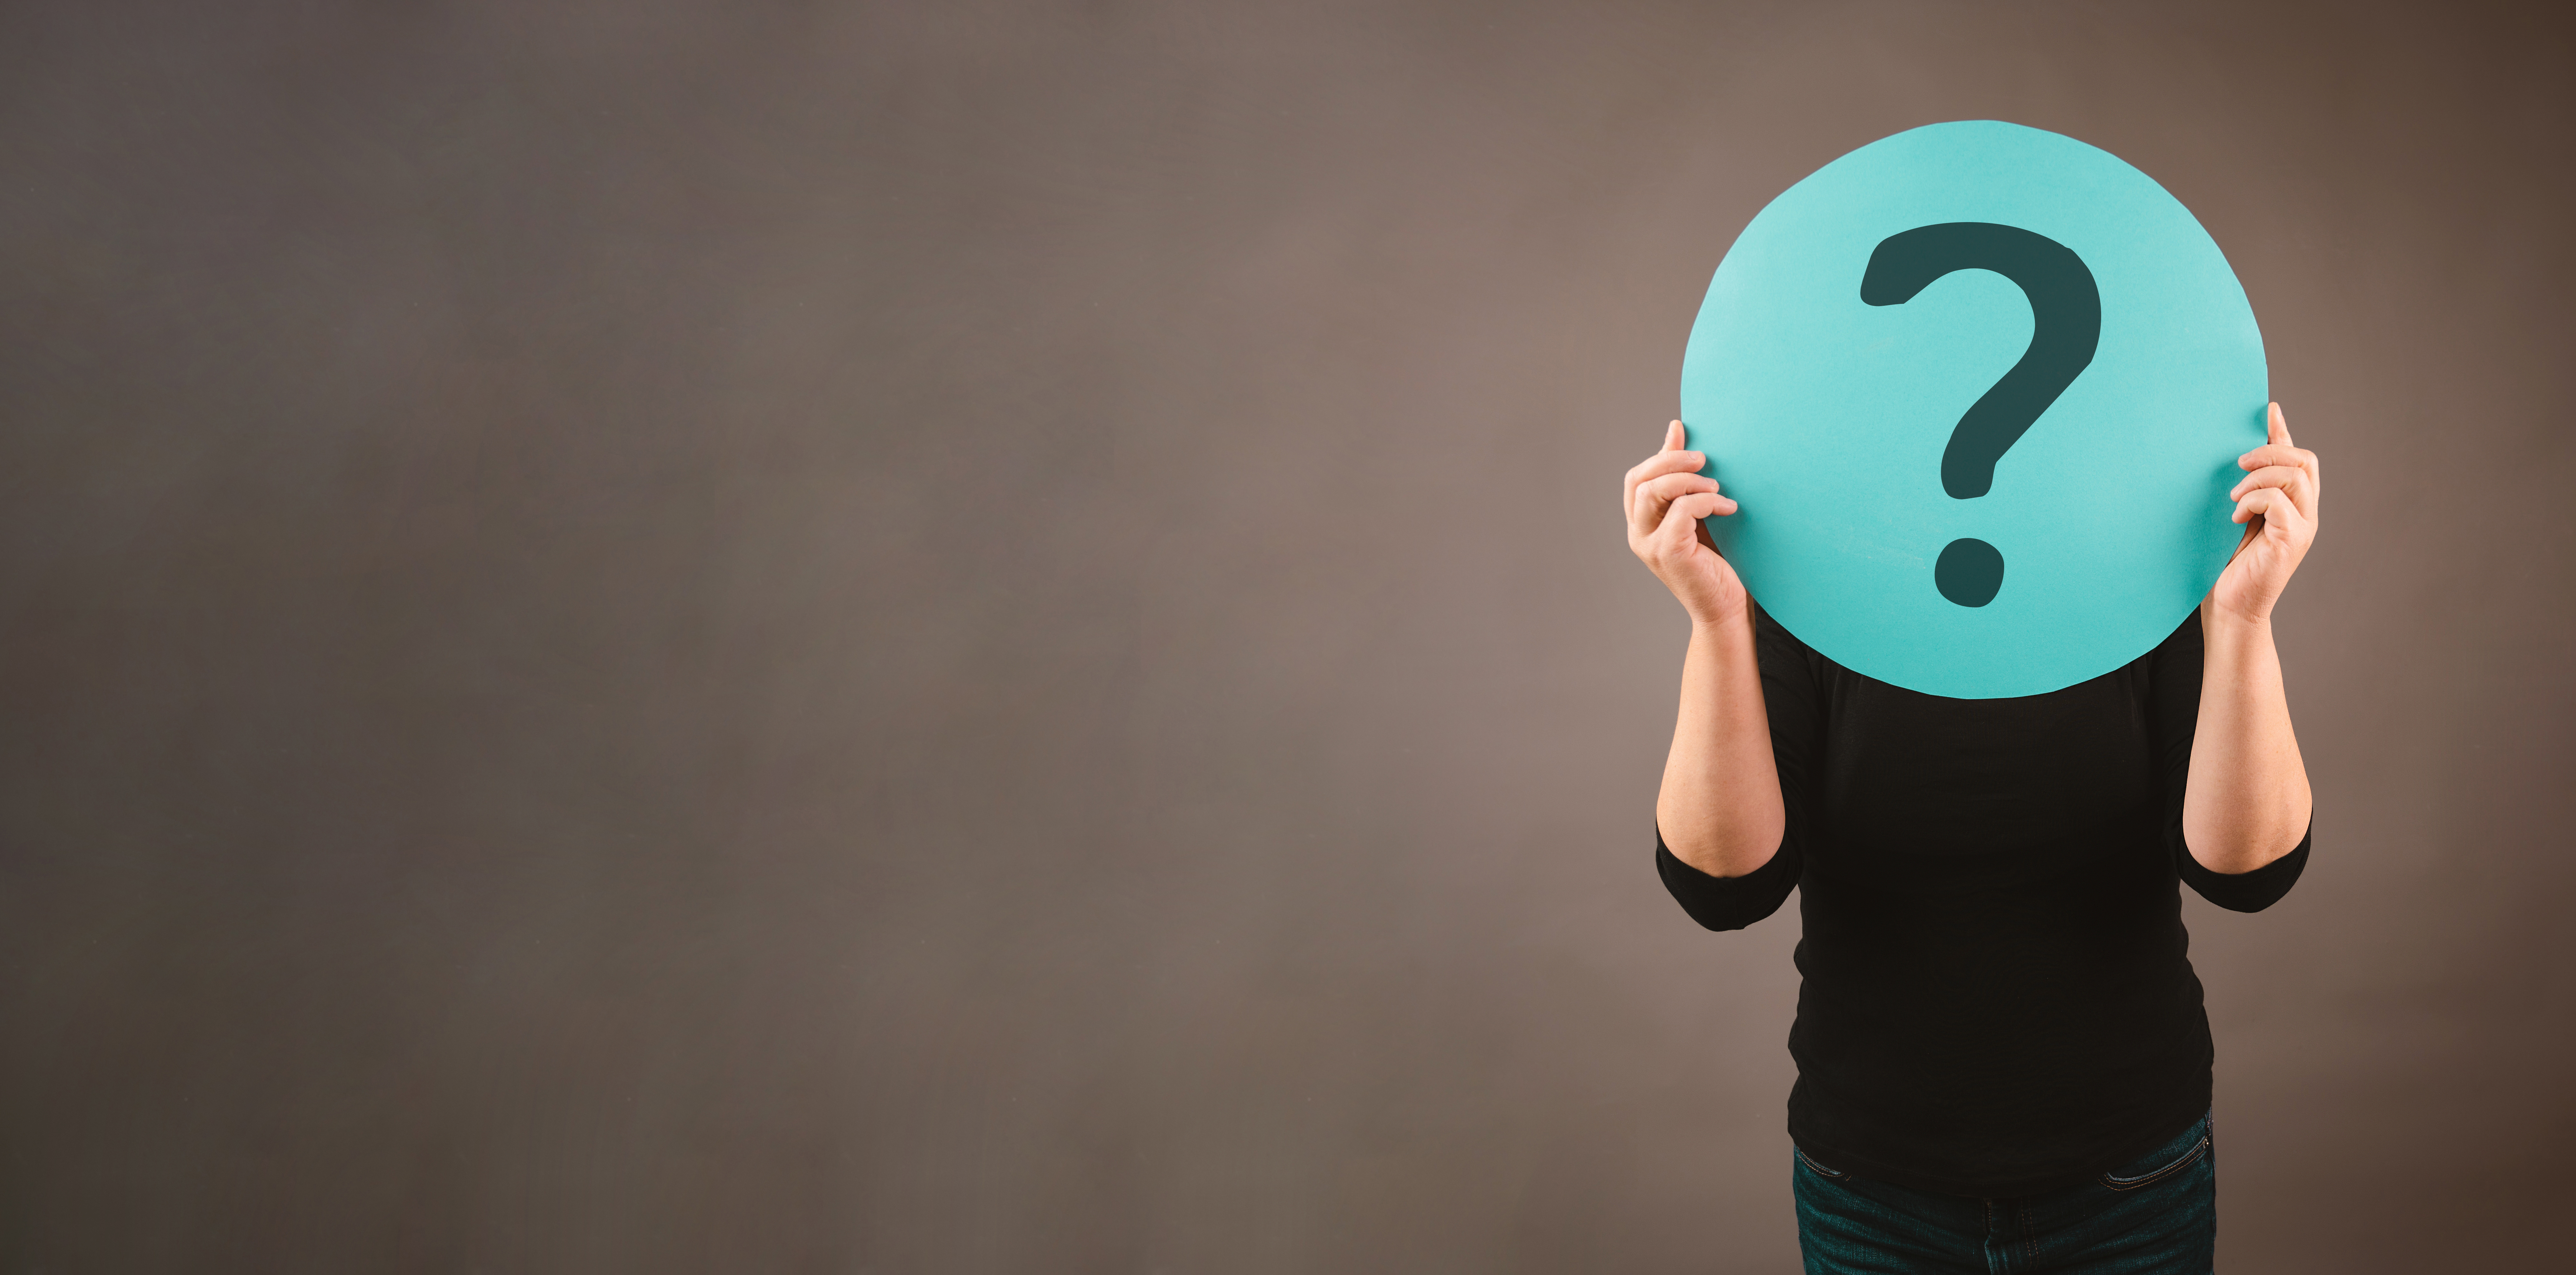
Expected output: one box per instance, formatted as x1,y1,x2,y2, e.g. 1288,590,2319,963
1793,1110,2216,1274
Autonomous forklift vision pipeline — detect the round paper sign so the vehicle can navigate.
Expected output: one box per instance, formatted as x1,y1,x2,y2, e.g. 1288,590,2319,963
1680,120,2267,699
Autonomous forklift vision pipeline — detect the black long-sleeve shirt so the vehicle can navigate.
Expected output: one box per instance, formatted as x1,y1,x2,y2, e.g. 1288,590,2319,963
1656,605,2309,1197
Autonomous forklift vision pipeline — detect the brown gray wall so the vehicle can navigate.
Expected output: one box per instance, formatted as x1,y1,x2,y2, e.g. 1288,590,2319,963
3,1,2569,1270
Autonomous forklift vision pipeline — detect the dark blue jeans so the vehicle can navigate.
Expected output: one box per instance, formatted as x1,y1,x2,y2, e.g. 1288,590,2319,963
1793,1111,2215,1274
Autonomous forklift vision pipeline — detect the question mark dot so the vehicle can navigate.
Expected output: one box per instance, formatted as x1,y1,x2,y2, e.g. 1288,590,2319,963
1935,538,2005,607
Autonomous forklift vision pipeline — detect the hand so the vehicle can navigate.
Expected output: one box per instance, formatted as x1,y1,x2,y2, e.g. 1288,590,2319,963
1625,420,1747,628
2211,402,2320,625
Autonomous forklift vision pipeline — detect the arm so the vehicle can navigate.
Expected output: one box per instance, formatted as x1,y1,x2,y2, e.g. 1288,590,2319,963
1626,420,1784,878
2182,402,2321,874
1657,612,1783,877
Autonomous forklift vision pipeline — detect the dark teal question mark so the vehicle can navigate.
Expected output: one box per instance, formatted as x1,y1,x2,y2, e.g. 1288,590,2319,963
1861,223,2100,607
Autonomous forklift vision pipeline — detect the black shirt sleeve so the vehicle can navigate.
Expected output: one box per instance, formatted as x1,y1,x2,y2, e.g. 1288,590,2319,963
2180,822,2311,912
2148,609,2312,913
1653,607,1819,931
1656,826,1798,930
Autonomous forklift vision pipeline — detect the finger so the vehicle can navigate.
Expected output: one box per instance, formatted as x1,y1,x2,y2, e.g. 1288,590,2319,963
2268,402,2292,448
1626,449,1709,488
1684,490,1738,523
2236,444,2317,474
1624,448,1709,516
1636,476,1726,545
1664,419,1687,452
2226,466,2308,517
1642,472,1720,503
1630,471,1717,540
2236,442,2322,516
2227,465,2317,522
2231,486,2308,534
1651,493,1737,563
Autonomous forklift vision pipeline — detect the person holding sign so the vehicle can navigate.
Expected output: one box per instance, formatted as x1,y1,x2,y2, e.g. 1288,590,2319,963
1623,405,2319,1273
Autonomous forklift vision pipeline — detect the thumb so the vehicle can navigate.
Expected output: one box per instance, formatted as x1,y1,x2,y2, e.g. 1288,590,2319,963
1664,419,1687,452
2267,402,2292,447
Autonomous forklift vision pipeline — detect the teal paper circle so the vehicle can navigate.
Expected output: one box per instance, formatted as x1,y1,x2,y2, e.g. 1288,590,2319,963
1680,120,2266,699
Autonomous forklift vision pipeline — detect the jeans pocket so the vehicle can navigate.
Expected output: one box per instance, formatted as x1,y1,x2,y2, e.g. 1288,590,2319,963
2098,1113,2212,1192
1794,1146,1851,1180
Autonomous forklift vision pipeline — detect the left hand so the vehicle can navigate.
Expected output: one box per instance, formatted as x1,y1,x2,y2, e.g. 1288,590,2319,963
2210,402,2320,624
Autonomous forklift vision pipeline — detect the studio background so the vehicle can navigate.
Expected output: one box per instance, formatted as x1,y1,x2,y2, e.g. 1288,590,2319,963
3,1,2569,1270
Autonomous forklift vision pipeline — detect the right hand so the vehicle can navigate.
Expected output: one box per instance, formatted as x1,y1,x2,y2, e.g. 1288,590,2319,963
1625,420,1747,628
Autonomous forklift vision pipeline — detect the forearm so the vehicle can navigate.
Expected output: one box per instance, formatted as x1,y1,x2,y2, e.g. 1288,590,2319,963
2181,605,2312,873
1655,610,1787,877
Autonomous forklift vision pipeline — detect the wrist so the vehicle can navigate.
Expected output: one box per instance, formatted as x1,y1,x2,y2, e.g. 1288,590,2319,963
2202,599,2275,640
1688,604,1753,641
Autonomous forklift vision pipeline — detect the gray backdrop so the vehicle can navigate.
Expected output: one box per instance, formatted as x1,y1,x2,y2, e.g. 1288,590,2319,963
4,1,2570,1270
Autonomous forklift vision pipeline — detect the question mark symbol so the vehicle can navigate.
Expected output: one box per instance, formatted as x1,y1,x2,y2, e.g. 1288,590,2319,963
1861,223,2101,607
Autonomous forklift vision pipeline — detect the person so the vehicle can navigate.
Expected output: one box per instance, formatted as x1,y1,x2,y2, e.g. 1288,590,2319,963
1623,405,2320,1274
